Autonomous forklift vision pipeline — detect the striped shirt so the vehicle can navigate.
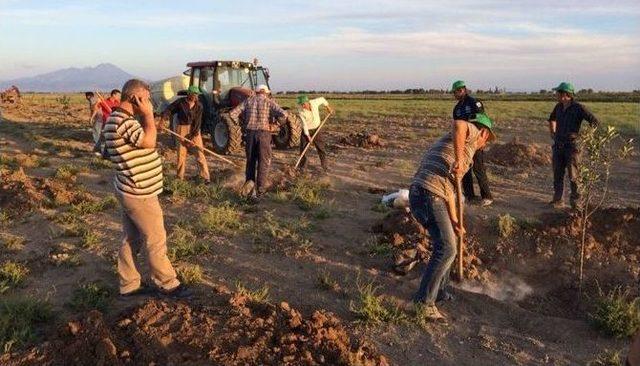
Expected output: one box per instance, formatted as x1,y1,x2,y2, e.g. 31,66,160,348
229,94,287,131
103,109,163,198
412,123,481,200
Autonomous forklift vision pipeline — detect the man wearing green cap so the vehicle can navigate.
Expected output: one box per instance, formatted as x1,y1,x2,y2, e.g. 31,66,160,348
161,85,210,184
296,95,334,172
451,80,494,206
548,82,599,209
410,102,495,320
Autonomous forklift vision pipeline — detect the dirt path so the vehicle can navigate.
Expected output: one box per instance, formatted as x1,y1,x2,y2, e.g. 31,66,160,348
1,101,638,365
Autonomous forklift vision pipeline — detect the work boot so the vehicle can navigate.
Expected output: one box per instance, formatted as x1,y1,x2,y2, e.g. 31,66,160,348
119,283,155,298
240,180,255,198
549,199,564,209
158,284,193,299
416,304,446,322
479,198,493,207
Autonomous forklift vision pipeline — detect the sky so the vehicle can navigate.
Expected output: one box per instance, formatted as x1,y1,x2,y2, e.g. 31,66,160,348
1,0,639,91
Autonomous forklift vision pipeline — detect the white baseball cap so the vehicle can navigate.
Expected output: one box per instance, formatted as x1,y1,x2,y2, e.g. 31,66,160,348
255,84,270,93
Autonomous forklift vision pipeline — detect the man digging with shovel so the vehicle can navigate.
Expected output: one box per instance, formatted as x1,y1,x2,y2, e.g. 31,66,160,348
409,111,495,321
296,95,334,173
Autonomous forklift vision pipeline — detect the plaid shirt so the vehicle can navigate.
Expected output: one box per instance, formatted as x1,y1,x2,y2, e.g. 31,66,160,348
229,94,287,131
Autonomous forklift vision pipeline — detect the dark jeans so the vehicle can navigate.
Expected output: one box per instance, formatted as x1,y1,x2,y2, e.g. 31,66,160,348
409,184,457,305
245,129,272,192
299,128,328,170
462,150,492,200
552,142,581,203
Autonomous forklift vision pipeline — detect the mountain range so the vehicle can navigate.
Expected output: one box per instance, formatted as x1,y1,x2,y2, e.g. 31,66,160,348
0,63,137,92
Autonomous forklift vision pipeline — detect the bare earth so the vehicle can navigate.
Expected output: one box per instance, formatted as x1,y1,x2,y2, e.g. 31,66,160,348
0,97,639,365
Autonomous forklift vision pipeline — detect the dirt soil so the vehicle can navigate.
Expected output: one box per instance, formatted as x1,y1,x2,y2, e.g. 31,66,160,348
1,96,639,365
5,294,388,366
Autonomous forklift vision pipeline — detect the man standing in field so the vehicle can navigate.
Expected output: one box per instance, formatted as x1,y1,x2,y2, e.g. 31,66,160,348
93,89,121,155
161,85,210,184
296,94,334,173
410,111,496,320
547,82,599,209
451,80,494,207
103,79,191,298
229,84,287,199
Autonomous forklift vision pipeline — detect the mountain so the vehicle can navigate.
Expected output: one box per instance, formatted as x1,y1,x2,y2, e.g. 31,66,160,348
0,63,137,92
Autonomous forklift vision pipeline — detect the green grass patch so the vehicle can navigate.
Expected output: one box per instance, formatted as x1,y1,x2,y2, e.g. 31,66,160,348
177,264,204,285
80,230,101,249
366,236,392,257
88,157,112,170
253,211,313,256
350,280,407,326
235,281,270,303
168,224,210,261
0,209,10,227
68,282,113,312
0,261,29,294
0,297,54,353
290,176,330,211
587,349,623,366
165,177,226,202
54,164,78,181
589,286,640,339
1,233,25,252
316,270,342,292
69,195,117,216
197,202,244,236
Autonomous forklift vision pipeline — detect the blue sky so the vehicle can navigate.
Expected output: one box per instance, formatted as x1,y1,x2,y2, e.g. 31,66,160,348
1,0,639,91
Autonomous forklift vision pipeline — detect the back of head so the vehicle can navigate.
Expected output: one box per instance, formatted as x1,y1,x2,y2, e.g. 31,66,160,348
110,89,121,97
121,79,150,101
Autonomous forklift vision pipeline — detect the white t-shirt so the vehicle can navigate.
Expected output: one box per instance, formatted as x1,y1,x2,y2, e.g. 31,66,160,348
297,97,329,135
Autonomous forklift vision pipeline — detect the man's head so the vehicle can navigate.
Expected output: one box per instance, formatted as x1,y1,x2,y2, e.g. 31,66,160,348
110,89,121,102
255,84,270,95
297,94,310,110
85,91,94,100
471,113,496,150
553,82,574,104
186,85,201,102
121,79,150,112
451,80,467,100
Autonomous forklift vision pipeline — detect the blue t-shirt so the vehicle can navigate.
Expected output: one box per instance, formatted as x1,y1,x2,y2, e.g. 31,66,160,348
453,95,484,121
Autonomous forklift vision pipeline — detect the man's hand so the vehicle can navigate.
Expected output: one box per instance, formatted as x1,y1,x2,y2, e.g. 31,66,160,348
134,95,154,120
452,220,466,237
326,106,335,115
451,160,465,180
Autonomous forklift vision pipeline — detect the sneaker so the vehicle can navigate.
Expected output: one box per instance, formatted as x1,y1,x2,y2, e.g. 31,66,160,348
203,179,211,186
479,198,493,207
158,284,193,299
119,283,155,298
240,180,255,198
416,304,446,321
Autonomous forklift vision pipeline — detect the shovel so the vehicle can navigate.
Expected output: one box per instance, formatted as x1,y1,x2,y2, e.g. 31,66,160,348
293,112,333,170
161,126,239,168
455,178,465,281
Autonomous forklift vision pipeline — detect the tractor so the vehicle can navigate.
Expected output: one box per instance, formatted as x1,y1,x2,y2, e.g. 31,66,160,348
153,60,300,154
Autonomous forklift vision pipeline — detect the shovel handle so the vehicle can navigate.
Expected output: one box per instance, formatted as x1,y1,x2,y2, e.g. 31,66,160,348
294,112,332,169
456,178,464,281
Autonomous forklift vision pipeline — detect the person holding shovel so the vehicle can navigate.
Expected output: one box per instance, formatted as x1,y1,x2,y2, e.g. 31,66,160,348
451,80,494,207
409,109,495,320
161,85,210,184
547,82,599,210
296,95,334,173
229,84,287,199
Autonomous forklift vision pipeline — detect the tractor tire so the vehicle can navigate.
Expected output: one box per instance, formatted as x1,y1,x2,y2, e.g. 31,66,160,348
211,114,242,155
273,114,302,150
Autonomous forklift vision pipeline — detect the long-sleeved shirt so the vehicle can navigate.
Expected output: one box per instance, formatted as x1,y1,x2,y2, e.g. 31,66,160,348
163,98,203,138
229,94,287,131
298,97,329,136
548,101,599,142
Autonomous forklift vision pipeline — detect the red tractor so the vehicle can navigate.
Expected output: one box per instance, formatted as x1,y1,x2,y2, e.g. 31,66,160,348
161,60,301,155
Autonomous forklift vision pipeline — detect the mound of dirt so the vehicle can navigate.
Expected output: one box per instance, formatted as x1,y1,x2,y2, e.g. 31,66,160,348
0,168,46,213
339,132,386,148
7,296,388,366
486,137,551,167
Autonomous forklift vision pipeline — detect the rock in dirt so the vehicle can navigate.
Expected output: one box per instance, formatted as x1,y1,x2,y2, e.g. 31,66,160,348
6,296,388,366
339,131,386,148
486,137,551,167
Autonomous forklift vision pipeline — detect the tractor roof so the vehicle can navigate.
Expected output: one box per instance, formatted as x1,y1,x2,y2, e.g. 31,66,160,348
186,60,257,69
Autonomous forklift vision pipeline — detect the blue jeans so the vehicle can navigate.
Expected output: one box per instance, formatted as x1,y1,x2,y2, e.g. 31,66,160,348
409,184,457,305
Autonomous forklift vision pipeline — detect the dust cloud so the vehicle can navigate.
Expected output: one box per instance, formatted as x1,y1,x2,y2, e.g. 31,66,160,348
456,272,533,302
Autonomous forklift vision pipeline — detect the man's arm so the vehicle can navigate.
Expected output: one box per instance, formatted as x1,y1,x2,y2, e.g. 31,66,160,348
452,120,469,180
548,106,557,139
445,193,464,237
269,100,287,126
136,96,157,149
228,101,246,123
186,104,203,139
161,99,179,120
298,110,310,137
580,104,600,128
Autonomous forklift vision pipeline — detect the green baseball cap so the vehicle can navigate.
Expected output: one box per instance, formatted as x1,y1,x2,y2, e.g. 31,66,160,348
552,82,574,95
297,95,309,104
451,80,466,92
471,113,496,141
187,85,202,95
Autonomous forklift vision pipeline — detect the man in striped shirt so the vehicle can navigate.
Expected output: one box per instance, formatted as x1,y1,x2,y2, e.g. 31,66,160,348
410,111,495,321
229,84,287,198
103,79,190,298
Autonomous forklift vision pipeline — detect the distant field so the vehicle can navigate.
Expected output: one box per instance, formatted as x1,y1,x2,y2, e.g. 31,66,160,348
17,93,640,135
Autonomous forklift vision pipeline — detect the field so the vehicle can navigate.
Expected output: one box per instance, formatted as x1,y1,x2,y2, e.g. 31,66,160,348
1,93,639,365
